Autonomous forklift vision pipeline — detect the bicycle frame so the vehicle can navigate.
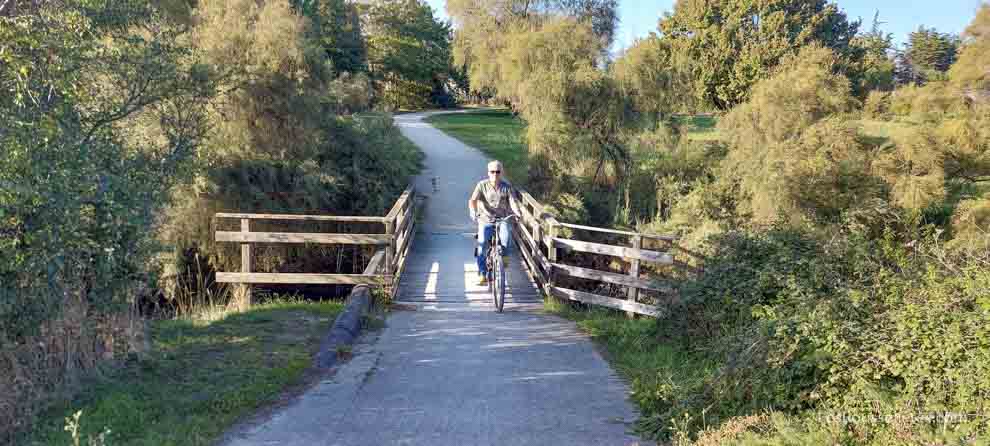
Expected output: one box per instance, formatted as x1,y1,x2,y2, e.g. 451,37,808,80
482,215,517,312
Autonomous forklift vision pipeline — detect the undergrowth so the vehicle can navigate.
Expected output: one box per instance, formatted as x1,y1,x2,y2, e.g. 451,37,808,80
22,297,344,446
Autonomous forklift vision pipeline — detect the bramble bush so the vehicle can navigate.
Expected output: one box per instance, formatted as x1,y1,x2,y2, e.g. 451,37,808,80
645,223,990,444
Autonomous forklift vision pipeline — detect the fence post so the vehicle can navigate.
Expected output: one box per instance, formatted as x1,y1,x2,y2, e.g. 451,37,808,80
385,218,395,286
547,219,558,296
626,234,642,319
236,218,252,309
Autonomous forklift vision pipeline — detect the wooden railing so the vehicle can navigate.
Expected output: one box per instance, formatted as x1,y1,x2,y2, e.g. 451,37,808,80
214,184,418,301
512,190,702,317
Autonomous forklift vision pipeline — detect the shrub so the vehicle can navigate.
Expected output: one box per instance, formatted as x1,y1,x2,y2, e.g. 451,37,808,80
717,45,884,226
0,2,209,440
862,90,891,119
649,225,990,443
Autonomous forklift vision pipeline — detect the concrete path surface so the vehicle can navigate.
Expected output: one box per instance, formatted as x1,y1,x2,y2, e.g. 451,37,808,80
220,111,647,446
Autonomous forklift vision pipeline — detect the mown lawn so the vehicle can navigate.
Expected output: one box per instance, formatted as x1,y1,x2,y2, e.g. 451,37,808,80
671,114,721,141
24,300,344,446
425,109,529,184
426,111,723,182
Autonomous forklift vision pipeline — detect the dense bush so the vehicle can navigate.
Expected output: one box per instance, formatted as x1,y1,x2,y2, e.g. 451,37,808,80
649,225,990,443
0,2,211,439
862,90,891,119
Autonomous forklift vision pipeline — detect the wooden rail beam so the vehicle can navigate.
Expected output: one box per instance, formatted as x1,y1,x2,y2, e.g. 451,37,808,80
216,273,385,285
216,232,391,245
216,213,387,223
551,286,660,317
553,238,673,264
550,262,671,293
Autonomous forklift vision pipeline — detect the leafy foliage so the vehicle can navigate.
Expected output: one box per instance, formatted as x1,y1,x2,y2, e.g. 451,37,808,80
848,11,896,96
0,1,212,440
657,0,860,110
447,0,618,101
361,0,454,110
950,3,990,99
896,26,960,85
716,45,881,225
649,226,990,444
611,35,696,118
1,0,424,439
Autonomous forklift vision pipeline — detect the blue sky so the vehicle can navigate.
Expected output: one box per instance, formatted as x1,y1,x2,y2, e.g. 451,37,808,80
423,0,985,52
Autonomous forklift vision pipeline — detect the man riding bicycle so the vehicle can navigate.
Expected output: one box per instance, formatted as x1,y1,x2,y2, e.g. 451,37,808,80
468,160,521,286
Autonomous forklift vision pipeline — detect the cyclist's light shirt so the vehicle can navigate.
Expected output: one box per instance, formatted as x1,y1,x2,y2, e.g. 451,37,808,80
470,179,517,225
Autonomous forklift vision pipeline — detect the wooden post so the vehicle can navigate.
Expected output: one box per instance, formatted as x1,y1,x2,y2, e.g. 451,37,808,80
548,220,558,292
236,218,252,309
532,216,543,260
385,218,395,283
626,234,642,319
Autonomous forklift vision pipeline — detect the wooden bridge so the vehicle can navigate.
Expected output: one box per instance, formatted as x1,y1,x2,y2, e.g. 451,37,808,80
213,184,699,317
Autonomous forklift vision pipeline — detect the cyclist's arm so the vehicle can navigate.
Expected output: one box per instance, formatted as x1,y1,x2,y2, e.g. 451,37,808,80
469,182,492,218
468,182,480,217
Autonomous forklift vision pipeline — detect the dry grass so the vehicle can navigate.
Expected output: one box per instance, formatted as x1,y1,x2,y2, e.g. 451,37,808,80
1,295,147,444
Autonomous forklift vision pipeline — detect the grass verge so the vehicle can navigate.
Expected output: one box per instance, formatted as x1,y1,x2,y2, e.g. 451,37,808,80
543,298,713,439
672,114,721,141
425,109,529,185
24,299,344,446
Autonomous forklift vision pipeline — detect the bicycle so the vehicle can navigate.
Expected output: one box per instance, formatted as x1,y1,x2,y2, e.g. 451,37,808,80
481,214,517,313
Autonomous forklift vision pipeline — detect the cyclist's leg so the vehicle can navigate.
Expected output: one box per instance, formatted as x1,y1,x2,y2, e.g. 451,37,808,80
477,223,495,276
497,220,512,254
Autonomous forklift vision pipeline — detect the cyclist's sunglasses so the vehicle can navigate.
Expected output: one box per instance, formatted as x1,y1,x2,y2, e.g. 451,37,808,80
489,170,501,173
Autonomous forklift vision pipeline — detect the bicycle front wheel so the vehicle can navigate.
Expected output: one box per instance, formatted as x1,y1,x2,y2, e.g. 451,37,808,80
493,253,505,312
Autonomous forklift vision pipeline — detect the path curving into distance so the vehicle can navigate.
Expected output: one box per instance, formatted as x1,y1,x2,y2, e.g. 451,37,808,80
220,111,648,446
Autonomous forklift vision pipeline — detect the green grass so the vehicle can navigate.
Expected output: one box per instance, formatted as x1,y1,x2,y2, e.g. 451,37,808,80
672,114,721,141
24,299,344,446
857,118,919,143
425,109,529,185
543,299,713,438
425,111,726,186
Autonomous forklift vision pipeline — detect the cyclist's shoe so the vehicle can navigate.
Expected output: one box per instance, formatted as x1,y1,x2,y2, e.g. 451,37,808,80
478,275,488,286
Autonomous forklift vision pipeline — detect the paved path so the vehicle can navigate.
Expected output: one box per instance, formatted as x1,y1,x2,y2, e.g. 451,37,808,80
220,111,647,446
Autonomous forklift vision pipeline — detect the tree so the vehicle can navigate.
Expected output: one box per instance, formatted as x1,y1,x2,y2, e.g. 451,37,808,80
716,45,881,225
0,1,211,438
294,0,368,74
361,0,453,110
849,11,896,96
950,3,990,101
896,26,959,85
447,0,617,101
610,34,695,119
657,0,860,110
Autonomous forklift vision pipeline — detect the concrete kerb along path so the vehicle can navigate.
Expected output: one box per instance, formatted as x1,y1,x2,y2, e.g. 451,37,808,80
220,110,651,446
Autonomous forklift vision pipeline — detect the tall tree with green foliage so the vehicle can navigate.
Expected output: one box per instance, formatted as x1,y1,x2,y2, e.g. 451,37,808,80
657,0,860,110
294,0,368,74
361,0,453,110
896,26,959,85
611,34,695,119
849,11,896,96
447,0,617,102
